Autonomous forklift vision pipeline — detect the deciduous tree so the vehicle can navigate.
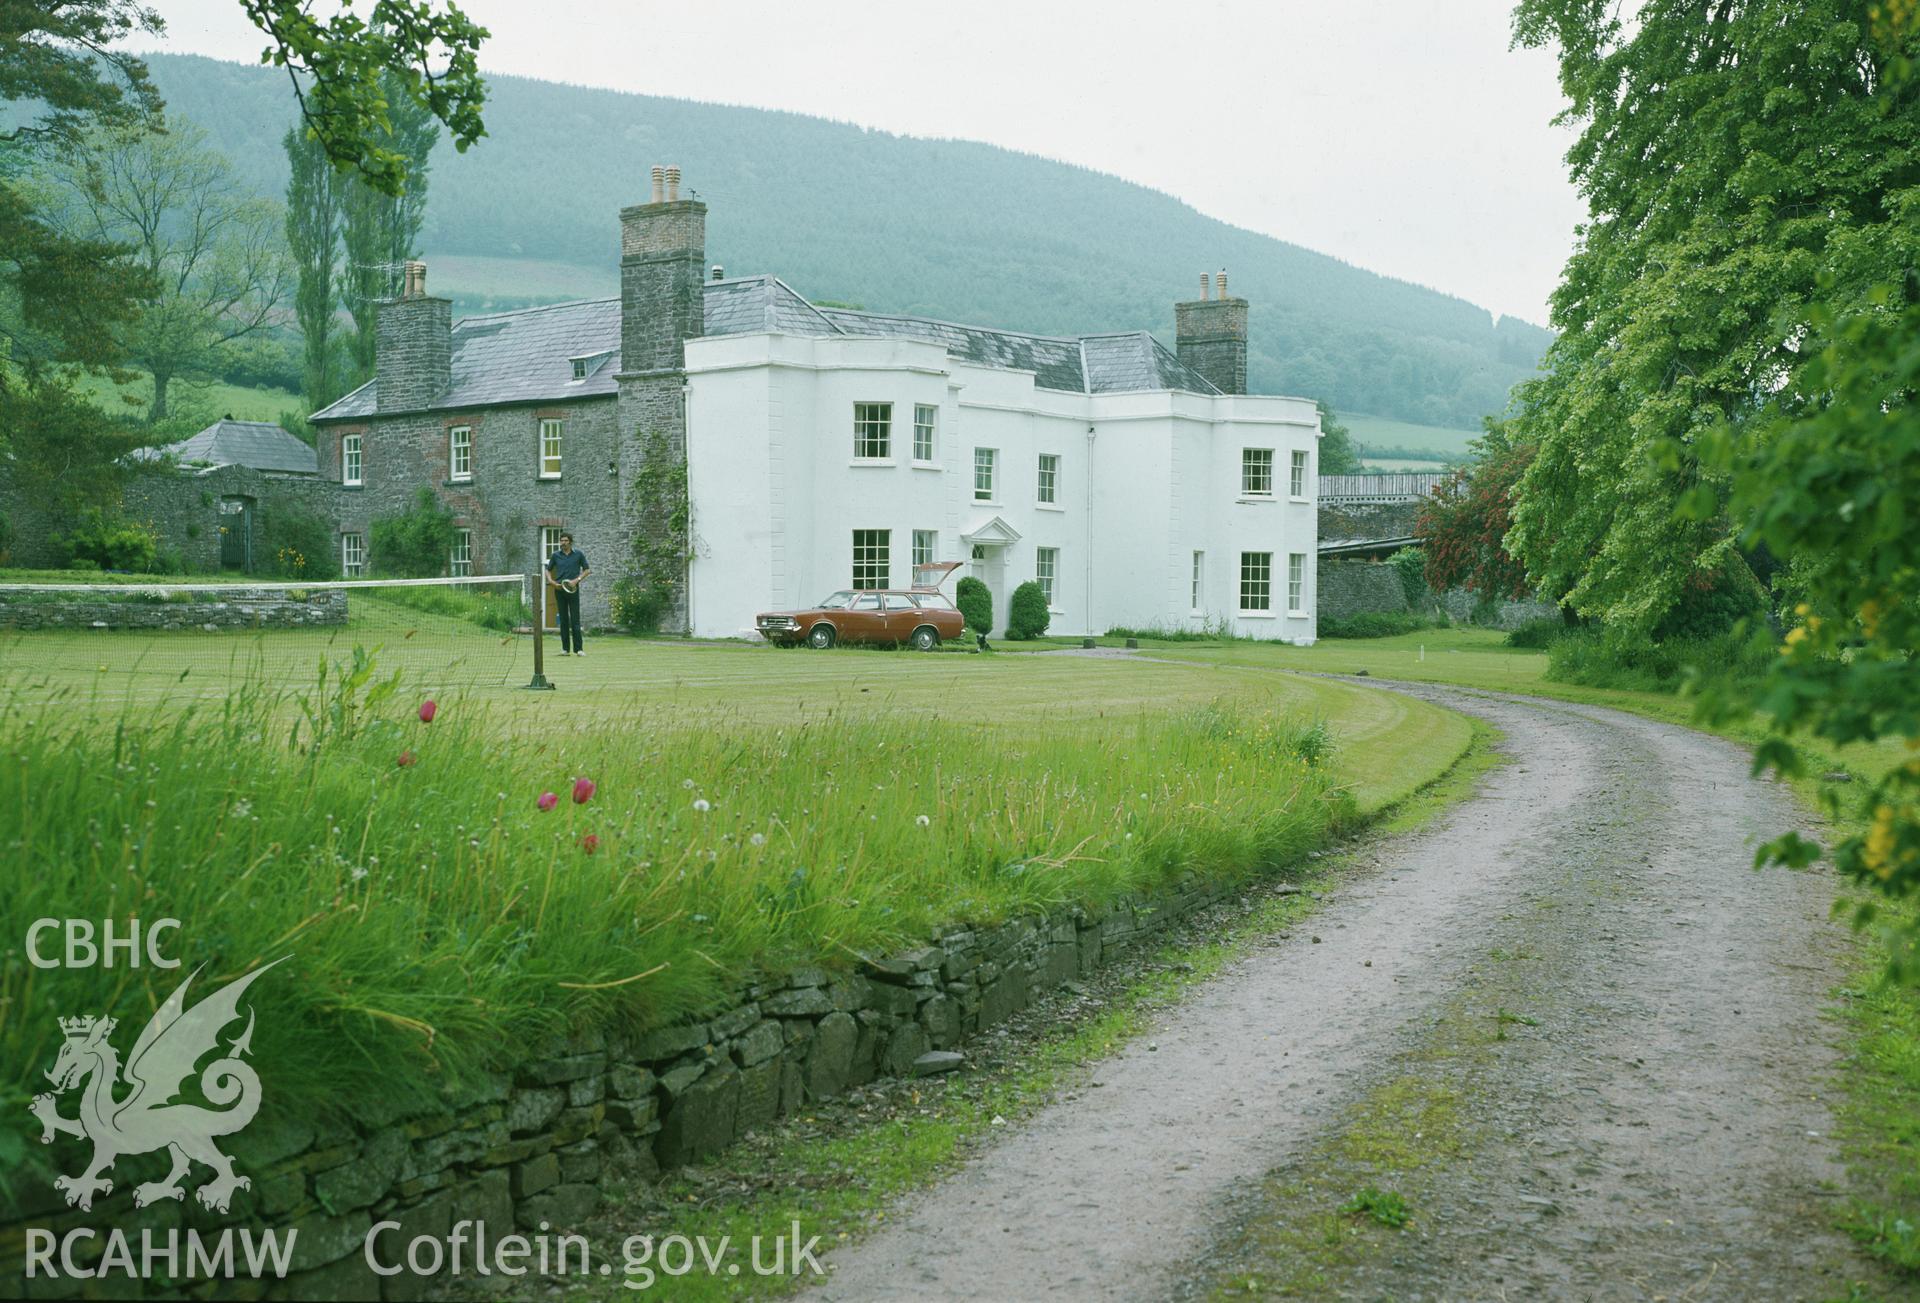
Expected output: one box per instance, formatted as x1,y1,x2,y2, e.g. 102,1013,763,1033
1416,420,1536,604
35,120,292,422
284,122,342,410
1506,0,1920,636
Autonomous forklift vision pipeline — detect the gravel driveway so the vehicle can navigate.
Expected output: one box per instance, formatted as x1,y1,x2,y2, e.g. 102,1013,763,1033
812,683,1871,1301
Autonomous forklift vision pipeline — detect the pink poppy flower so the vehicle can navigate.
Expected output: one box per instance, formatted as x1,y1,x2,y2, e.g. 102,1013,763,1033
396,750,417,768
572,777,596,805
580,833,600,855
537,791,559,812
418,700,438,723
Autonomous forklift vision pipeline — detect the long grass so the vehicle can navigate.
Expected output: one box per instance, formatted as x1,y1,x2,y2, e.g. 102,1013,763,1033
0,649,1350,1202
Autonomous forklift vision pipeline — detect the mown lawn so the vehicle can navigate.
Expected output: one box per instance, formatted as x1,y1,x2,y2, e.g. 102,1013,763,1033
0,620,1474,1204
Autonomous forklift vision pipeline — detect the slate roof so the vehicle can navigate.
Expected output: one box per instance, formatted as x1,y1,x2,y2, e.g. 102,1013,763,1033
817,307,1091,393
134,419,318,474
1080,333,1223,396
312,274,1219,421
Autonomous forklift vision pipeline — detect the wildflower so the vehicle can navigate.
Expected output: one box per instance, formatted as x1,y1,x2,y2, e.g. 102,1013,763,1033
693,798,711,813
573,777,597,805
682,778,695,789
749,832,767,847
915,815,931,828
538,791,559,812
581,834,600,855
419,699,438,723
351,866,368,882
397,750,417,768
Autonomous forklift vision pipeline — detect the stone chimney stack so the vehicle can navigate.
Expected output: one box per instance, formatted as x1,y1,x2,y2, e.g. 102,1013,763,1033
375,260,452,412
619,163,706,375
1175,268,1248,395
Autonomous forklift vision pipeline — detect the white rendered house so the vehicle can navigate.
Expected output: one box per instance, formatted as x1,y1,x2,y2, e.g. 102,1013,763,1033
310,172,1320,643
685,277,1321,642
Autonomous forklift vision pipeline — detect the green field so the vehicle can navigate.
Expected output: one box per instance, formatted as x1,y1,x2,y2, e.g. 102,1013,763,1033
75,371,303,426
0,616,1475,1186
1343,412,1480,466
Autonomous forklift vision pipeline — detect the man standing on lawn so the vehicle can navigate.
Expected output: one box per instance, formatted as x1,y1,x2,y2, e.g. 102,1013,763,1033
545,532,590,656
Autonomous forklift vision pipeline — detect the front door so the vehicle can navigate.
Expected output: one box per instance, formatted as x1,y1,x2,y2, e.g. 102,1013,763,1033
967,544,1007,634
539,527,565,630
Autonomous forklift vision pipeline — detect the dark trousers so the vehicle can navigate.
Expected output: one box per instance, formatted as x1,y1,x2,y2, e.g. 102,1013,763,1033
555,588,583,652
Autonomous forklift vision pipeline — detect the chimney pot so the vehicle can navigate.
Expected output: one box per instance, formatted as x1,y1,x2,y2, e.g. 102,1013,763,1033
711,264,725,281
403,260,427,298
665,166,681,202
1217,270,1228,299
650,165,665,204
1199,272,1211,301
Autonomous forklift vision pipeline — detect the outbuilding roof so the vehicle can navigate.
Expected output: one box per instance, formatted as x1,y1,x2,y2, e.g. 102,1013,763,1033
134,419,318,474
312,274,1222,422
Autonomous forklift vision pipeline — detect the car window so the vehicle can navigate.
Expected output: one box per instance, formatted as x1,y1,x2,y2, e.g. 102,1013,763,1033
912,592,955,609
852,594,882,611
816,591,855,610
883,594,916,611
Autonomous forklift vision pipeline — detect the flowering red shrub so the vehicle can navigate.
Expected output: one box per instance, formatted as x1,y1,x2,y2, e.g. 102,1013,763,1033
1417,441,1537,602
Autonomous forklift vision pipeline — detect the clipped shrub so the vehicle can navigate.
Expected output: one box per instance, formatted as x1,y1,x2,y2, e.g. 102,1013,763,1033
1007,580,1051,640
1504,617,1565,650
370,487,458,578
610,575,669,635
955,576,992,633
1317,611,1444,639
58,509,158,572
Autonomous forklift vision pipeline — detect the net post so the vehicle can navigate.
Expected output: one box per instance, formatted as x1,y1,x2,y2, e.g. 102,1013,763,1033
525,573,555,691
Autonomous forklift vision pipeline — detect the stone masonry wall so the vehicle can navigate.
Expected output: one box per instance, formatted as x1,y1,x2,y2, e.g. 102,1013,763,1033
4,875,1242,1301
318,400,626,629
0,586,347,631
1317,559,1412,621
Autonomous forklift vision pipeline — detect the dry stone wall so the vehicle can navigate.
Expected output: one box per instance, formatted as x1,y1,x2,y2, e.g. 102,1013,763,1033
0,587,347,632
6,875,1239,1301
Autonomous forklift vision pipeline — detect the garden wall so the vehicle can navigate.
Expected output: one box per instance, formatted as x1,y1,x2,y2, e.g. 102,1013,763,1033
5,875,1244,1301
0,587,348,632
1317,559,1412,621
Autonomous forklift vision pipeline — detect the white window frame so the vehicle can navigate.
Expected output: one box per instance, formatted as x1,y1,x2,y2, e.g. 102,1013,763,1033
852,529,891,590
912,529,937,568
1035,546,1059,607
539,418,564,479
341,433,362,487
1288,552,1306,615
1191,551,1205,612
450,527,472,577
912,404,937,464
1241,448,1274,497
1036,453,1060,506
1240,551,1273,613
450,425,472,483
1289,449,1309,499
341,532,365,577
854,402,893,461
973,447,997,502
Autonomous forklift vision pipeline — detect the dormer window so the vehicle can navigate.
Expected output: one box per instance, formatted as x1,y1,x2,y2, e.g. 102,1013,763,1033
568,350,613,382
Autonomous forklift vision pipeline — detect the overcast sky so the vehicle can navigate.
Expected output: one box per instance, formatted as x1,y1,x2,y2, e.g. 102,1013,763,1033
137,1,1584,327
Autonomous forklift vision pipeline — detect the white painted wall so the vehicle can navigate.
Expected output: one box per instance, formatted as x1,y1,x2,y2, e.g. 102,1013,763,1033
684,332,1322,643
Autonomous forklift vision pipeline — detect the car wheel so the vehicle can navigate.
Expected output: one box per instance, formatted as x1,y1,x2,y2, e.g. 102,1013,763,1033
807,623,836,649
910,625,940,651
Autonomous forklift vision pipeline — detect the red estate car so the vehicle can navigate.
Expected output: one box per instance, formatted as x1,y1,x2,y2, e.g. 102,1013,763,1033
757,563,965,650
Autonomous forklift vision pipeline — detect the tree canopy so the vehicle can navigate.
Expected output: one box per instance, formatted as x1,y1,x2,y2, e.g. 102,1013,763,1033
1506,0,1920,636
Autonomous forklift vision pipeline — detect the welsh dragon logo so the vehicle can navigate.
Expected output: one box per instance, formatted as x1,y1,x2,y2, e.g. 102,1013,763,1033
30,958,287,1214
